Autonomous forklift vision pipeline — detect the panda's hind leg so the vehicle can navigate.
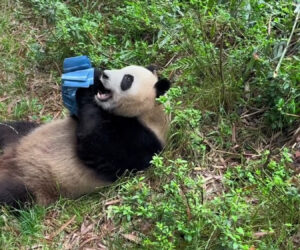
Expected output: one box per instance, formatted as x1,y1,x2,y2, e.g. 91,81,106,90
0,172,32,208
0,150,33,208
0,121,38,150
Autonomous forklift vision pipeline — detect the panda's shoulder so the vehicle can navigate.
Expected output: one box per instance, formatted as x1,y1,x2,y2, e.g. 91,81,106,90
112,115,163,148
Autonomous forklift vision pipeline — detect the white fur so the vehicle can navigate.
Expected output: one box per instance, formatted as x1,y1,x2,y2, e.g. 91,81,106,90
95,66,158,116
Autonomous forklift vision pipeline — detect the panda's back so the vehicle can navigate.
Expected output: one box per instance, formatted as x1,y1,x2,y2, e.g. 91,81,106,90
6,117,110,205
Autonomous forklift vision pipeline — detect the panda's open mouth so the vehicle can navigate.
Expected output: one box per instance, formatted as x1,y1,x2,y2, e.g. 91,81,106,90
96,82,113,102
96,91,112,101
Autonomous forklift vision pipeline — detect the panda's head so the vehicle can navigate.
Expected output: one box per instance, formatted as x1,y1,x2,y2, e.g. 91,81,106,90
94,65,171,117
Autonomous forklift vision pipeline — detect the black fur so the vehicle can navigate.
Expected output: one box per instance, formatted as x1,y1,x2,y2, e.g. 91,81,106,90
0,121,38,150
155,78,171,97
145,65,171,97
121,74,134,91
75,70,163,181
0,149,33,208
146,65,157,74
0,175,31,208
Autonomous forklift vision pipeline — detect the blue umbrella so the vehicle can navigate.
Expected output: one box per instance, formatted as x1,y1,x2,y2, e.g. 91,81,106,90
61,56,94,116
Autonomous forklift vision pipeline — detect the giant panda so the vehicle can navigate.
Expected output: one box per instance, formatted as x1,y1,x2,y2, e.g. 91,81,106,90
0,65,171,207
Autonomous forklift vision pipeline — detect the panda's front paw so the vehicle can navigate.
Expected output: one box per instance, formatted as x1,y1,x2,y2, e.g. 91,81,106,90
76,87,95,107
76,102,101,138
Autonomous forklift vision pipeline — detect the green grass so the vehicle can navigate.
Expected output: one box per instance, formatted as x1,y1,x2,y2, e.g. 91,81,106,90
0,0,300,249
0,0,62,121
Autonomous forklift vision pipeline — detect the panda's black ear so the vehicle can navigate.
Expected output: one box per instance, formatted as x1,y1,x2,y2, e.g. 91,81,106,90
155,78,171,97
146,65,158,76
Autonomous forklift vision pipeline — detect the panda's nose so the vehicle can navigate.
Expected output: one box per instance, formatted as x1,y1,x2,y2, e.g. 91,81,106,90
102,72,109,80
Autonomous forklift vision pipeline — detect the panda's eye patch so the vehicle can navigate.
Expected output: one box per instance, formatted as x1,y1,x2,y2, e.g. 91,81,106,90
121,74,134,91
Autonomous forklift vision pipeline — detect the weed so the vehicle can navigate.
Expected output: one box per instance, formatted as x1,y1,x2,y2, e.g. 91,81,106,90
112,149,300,249
23,0,299,130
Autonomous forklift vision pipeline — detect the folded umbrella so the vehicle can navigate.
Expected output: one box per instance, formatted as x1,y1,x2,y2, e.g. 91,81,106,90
61,56,94,116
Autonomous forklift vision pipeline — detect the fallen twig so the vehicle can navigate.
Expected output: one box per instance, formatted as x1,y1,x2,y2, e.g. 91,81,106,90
273,4,300,78
240,108,267,118
0,123,19,135
46,215,76,241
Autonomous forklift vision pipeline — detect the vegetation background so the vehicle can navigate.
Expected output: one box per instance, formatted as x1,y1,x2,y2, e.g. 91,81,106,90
0,0,299,249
